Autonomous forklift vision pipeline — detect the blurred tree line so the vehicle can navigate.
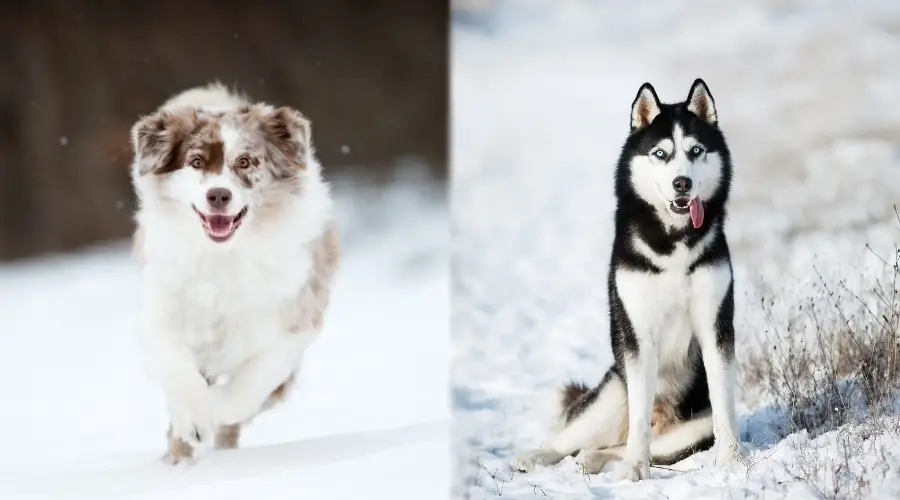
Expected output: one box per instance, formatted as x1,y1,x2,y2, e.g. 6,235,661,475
0,0,447,262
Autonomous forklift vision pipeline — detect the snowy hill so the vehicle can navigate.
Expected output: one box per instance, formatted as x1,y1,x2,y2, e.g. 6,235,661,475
0,175,449,499
451,0,900,498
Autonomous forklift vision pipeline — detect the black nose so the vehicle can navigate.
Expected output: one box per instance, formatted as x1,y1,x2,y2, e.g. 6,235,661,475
672,176,692,194
206,187,232,210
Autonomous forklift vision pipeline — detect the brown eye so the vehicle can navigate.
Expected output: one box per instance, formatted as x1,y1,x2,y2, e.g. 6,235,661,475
190,158,204,169
236,157,251,169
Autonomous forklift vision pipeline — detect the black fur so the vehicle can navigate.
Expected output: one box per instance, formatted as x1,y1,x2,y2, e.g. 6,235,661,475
561,78,735,462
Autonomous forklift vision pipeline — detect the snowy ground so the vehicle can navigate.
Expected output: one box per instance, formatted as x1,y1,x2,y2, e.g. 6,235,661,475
452,0,900,498
0,169,449,499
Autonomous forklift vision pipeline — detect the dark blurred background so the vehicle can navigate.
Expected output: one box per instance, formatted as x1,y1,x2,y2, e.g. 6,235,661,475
0,0,447,262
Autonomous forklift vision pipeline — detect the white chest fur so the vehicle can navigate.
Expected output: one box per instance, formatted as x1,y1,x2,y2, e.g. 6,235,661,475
139,226,315,378
614,225,722,399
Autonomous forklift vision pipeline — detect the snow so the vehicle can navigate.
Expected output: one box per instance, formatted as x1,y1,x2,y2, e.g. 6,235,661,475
0,172,449,499
452,0,900,498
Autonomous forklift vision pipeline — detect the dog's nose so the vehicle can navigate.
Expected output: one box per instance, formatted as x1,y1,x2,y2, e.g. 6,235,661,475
206,187,232,210
672,176,692,194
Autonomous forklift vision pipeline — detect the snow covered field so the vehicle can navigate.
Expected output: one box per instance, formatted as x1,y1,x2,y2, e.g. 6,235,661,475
451,0,900,498
0,171,449,499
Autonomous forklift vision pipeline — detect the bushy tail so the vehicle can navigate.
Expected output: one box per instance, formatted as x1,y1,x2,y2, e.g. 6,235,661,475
556,370,714,468
558,370,616,424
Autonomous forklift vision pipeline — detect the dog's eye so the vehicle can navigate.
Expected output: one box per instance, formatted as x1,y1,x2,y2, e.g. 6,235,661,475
236,157,251,169
690,146,704,156
190,158,204,169
652,149,667,160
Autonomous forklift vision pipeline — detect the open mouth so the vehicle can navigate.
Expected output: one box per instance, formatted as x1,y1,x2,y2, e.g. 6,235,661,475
669,196,705,229
192,206,249,243
669,197,691,215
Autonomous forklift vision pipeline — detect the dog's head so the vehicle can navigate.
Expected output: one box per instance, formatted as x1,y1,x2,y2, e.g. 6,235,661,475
130,104,317,244
619,78,732,228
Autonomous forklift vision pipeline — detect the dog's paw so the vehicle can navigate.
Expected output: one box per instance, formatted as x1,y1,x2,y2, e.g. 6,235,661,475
575,450,616,475
511,449,564,473
615,460,650,482
713,441,744,466
167,391,216,447
161,449,195,466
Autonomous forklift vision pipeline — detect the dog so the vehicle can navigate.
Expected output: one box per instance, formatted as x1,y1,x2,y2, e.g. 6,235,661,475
129,82,340,464
512,79,741,481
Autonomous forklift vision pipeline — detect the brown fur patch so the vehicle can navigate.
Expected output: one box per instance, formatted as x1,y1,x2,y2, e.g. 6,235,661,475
131,108,196,175
261,373,297,411
212,373,297,451
612,400,680,448
650,401,680,436
283,220,341,333
130,108,226,177
164,425,194,464
188,140,225,174
214,424,241,450
234,104,312,179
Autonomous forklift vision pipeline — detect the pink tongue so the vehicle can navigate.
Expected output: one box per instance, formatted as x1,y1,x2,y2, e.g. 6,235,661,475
689,197,704,228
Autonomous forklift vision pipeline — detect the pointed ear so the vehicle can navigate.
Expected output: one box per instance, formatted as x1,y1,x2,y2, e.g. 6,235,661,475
257,105,312,168
686,78,717,125
130,109,195,175
631,83,662,131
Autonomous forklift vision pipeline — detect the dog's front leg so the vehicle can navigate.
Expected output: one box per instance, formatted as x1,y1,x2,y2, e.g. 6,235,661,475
690,263,741,465
615,270,659,481
620,339,657,481
213,332,316,426
138,286,215,459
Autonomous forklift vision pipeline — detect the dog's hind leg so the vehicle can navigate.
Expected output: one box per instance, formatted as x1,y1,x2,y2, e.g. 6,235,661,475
577,412,714,475
512,370,628,473
212,373,297,450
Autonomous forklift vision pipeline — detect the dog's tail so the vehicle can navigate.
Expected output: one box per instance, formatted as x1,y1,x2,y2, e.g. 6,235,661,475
557,370,616,425
577,413,715,474
159,81,248,113
554,369,713,465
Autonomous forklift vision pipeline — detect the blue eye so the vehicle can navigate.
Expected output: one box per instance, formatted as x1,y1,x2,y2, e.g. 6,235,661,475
690,146,704,156
652,149,667,160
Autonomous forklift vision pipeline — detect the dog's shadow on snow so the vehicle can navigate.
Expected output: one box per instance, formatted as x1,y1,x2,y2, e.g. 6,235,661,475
0,420,445,497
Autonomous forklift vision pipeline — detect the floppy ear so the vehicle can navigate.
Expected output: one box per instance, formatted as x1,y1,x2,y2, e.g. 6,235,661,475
130,109,194,175
686,78,717,125
631,82,662,131
258,106,312,168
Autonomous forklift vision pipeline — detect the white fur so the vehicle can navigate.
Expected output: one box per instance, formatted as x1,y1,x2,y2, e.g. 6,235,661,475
131,84,334,450
690,263,741,464
550,375,628,455
513,197,735,479
159,82,246,114
613,231,736,479
628,124,724,229
613,262,729,479
575,413,714,475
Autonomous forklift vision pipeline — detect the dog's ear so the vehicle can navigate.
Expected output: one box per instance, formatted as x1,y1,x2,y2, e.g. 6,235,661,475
130,109,194,175
258,105,312,169
686,78,717,125
631,83,662,131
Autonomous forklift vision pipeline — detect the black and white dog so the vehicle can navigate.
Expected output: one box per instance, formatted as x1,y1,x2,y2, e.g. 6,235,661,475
513,79,741,481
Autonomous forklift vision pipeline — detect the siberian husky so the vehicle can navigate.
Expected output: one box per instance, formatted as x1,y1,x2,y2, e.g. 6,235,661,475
513,79,741,481
129,83,340,463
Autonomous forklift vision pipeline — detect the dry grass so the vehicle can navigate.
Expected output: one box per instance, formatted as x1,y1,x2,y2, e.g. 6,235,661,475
740,210,900,498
